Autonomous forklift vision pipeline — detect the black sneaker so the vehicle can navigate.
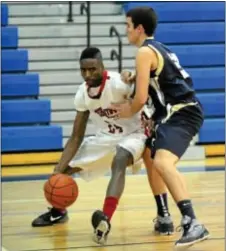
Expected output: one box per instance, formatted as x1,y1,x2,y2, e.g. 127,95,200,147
91,210,111,244
175,215,210,249
32,207,68,227
153,215,174,235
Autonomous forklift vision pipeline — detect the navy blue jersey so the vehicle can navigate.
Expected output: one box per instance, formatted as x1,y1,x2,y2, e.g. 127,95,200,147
142,38,198,119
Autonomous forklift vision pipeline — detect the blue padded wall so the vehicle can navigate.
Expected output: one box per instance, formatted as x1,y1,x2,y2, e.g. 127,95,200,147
199,119,225,143
1,27,18,48
188,68,224,91
156,22,224,44
2,73,39,97
168,44,224,67
2,100,51,125
197,93,225,117
1,49,28,72
123,2,225,22
1,4,8,26
2,126,63,152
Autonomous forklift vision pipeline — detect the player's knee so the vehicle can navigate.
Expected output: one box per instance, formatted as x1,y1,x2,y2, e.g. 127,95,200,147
153,149,178,175
152,157,168,175
113,148,133,171
116,148,132,163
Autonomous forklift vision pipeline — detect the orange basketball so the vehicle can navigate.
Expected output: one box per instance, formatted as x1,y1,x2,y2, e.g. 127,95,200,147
44,173,79,209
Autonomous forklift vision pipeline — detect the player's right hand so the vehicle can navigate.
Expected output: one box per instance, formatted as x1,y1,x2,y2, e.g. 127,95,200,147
53,165,79,175
53,165,61,174
121,70,136,84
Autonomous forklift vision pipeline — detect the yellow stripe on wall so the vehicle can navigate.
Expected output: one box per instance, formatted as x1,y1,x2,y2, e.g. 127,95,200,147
1,152,62,166
205,145,225,156
2,165,55,177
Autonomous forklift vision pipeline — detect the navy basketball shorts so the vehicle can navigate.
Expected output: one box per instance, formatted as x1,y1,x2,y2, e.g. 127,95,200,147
146,104,204,159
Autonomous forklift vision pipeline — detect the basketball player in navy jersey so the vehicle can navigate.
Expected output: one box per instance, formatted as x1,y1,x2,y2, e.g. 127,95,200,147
110,7,210,249
31,47,174,244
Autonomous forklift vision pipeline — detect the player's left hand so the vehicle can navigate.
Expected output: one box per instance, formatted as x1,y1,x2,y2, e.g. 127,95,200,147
109,101,133,119
121,70,136,84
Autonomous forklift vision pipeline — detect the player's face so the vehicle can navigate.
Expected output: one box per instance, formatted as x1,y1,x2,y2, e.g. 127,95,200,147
126,17,140,45
80,59,104,87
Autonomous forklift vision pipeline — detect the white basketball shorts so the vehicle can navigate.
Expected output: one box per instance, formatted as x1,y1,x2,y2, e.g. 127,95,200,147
69,131,147,181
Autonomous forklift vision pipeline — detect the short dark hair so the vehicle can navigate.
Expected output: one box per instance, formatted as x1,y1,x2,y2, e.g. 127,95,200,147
126,7,158,36
80,47,102,61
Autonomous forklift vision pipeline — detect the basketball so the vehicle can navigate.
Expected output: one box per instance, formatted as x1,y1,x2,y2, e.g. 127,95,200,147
44,173,79,209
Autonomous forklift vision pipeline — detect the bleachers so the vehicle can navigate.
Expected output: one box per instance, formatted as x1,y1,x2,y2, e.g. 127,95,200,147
123,2,225,22
2,49,28,72
1,3,8,26
1,3,63,153
2,126,62,152
197,93,225,118
2,73,39,97
123,2,225,145
155,22,225,44
199,119,225,143
189,67,224,91
1,26,18,48
2,99,51,125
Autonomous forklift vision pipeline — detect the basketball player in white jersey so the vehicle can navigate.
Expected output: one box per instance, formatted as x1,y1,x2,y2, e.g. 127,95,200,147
31,47,173,244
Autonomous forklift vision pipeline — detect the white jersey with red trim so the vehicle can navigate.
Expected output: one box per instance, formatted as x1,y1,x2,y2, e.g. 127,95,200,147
74,71,152,136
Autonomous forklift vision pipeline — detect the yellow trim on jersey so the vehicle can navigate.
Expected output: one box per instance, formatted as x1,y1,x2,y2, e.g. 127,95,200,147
150,78,165,106
147,44,164,76
147,44,165,106
162,102,198,123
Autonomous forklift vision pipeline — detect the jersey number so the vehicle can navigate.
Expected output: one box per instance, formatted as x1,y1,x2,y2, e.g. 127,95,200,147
168,53,190,79
105,121,123,134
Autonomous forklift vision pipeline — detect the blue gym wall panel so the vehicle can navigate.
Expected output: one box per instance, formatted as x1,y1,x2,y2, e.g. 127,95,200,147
197,93,225,117
156,22,224,44
199,118,225,143
2,126,63,152
1,4,8,26
2,74,39,97
1,49,28,73
125,45,225,67
168,44,224,67
187,67,224,91
1,27,18,48
1,100,51,125
123,2,225,22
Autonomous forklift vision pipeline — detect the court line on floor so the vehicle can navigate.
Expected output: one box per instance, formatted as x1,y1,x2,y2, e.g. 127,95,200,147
2,247,9,251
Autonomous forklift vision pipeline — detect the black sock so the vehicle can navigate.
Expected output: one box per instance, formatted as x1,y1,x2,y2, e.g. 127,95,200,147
154,193,170,217
53,208,66,214
177,200,196,219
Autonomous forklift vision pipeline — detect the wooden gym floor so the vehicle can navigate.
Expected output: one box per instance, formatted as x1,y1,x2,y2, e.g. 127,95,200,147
2,157,225,251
